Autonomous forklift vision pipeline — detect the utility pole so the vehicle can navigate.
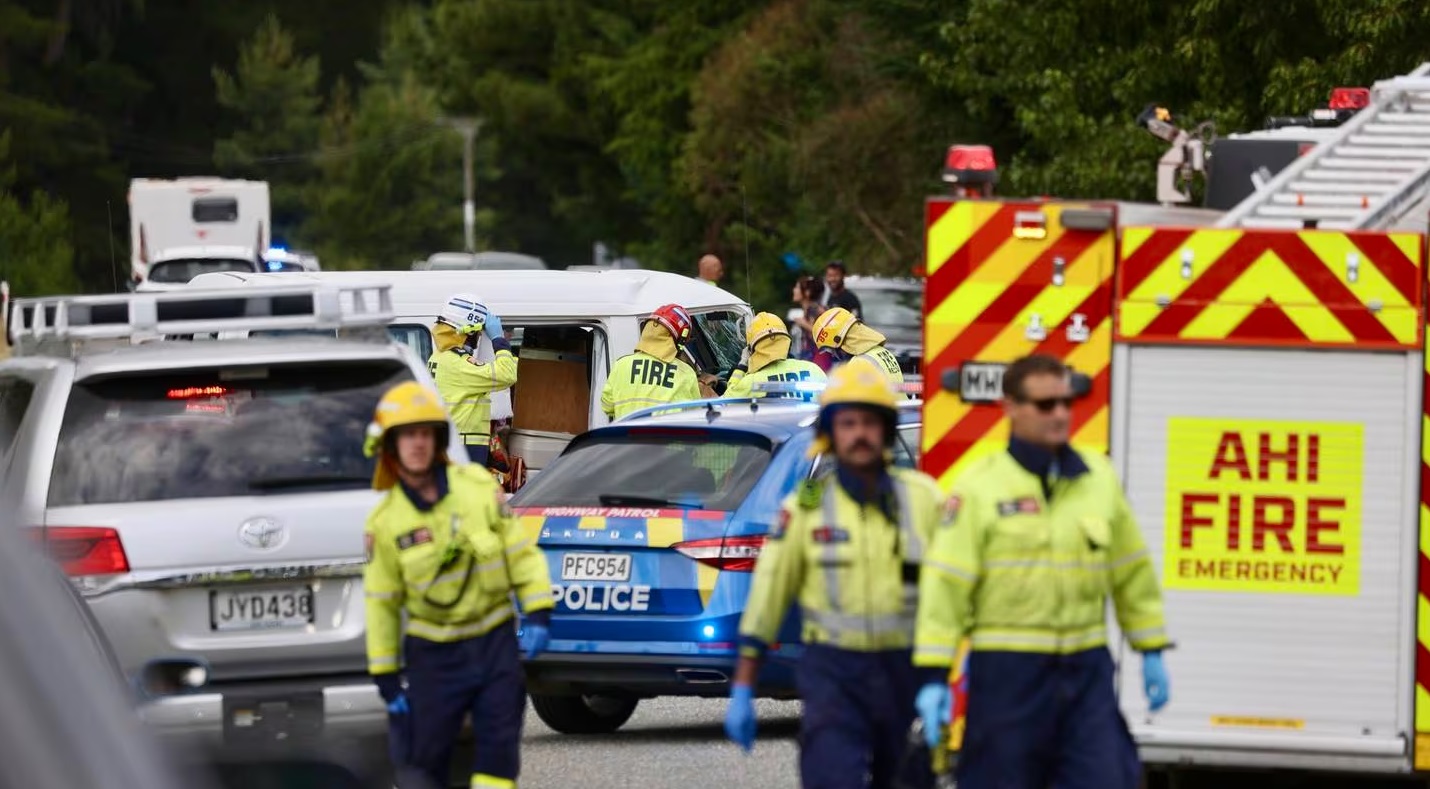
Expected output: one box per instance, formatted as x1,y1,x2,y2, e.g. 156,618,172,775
441,117,482,253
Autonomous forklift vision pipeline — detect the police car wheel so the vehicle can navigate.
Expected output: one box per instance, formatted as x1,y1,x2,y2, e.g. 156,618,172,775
530,693,638,735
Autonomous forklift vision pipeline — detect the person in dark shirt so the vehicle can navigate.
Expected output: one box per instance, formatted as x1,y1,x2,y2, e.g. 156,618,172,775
824,261,862,319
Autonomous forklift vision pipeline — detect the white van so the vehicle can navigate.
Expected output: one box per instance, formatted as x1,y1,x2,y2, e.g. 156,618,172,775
128,178,270,285
182,269,752,471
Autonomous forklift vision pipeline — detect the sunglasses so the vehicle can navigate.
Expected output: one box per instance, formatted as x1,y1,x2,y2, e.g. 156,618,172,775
1017,395,1075,413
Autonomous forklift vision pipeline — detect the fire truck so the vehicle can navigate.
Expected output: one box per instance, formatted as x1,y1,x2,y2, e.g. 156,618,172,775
922,63,1430,775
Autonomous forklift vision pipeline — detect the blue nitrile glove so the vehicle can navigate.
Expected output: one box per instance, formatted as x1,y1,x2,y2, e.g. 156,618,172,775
724,684,757,752
915,682,953,748
1143,651,1169,712
483,313,503,340
522,624,550,659
373,674,407,714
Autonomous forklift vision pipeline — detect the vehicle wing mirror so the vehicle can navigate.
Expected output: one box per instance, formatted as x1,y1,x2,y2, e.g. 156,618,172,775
135,656,210,700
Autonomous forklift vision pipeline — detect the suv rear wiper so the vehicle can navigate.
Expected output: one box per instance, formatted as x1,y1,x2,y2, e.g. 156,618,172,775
597,494,705,509
248,474,372,491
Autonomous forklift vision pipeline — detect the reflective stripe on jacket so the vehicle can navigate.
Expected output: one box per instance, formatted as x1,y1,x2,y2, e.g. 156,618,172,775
913,449,1170,668
429,347,518,446
738,467,945,654
363,465,553,673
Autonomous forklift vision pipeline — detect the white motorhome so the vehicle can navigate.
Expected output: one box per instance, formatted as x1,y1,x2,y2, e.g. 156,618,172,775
182,269,752,472
128,178,270,286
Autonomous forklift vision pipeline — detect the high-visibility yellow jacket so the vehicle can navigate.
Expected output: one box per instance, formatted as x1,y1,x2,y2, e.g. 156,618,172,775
859,345,905,385
428,344,518,448
363,464,553,674
913,446,1170,669
738,467,945,655
600,350,701,419
725,358,828,400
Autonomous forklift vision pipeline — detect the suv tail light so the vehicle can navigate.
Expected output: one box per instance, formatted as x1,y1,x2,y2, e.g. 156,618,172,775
674,536,766,572
29,527,130,576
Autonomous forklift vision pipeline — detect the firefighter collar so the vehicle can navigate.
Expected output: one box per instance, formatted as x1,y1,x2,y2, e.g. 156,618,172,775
834,465,899,524
1006,436,1090,481
398,464,452,513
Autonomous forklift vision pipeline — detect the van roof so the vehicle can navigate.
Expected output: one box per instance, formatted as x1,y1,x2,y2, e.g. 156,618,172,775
183,269,750,319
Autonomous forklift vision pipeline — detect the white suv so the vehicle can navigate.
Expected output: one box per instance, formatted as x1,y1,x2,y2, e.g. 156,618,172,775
0,284,460,747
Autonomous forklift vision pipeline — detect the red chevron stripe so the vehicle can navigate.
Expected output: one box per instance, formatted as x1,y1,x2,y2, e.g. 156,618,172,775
1137,233,1270,338
927,228,1106,378
925,204,1021,311
925,198,954,234
1419,642,1430,701
1116,228,1196,299
1225,298,1312,343
1346,232,1421,307
1270,235,1398,343
1030,279,1115,361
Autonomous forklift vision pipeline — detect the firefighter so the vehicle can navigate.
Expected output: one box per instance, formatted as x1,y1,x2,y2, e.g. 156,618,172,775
429,293,518,468
724,312,828,400
810,307,907,388
724,357,945,789
601,303,702,419
913,354,1171,789
362,381,554,789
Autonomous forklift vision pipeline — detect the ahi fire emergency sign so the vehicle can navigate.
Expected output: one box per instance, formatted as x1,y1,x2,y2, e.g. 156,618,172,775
1163,417,1363,596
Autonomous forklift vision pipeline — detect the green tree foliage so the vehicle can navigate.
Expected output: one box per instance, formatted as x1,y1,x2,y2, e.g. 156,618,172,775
11,0,1430,311
303,54,466,270
212,13,323,242
0,133,77,296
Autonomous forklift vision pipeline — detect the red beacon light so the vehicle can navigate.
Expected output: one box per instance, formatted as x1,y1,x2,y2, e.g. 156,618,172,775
942,144,998,186
1328,87,1370,111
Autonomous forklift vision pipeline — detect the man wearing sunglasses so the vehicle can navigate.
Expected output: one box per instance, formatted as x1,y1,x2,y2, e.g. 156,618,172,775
911,354,1172,789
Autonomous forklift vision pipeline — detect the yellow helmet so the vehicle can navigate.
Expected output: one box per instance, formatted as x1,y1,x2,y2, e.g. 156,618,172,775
365,381,450,490
809,358,898,457
819,356,898,410
746,312,790,347
812,307,858,350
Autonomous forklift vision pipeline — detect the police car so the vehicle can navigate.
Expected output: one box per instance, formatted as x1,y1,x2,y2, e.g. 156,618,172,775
508,380,923,734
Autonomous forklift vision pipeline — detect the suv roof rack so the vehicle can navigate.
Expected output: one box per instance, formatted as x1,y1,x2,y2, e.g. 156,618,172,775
8,283,395,358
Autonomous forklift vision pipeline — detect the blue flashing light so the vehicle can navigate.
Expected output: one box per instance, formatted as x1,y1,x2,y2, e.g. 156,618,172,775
701,625,716,639
266,260,283,271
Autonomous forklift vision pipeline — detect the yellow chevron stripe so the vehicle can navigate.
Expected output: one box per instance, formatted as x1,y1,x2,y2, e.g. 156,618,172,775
1122,229,1244,314
1419,681,1430,734
1297,232,1415,310
1178,252,1353,343
925,201,982,279
1073,405,1110,451
924,389,972,455
1374,306,1420,345
926,225,1073,359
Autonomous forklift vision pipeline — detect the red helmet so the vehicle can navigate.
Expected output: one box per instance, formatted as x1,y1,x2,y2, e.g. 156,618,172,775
647,304,693,345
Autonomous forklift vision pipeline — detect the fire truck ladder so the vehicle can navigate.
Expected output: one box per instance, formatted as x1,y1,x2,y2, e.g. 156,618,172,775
1217,63,1430,231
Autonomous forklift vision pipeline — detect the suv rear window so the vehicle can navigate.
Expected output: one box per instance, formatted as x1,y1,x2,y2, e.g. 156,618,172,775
512,431,772,512
149,258,256,284
48,361,412,506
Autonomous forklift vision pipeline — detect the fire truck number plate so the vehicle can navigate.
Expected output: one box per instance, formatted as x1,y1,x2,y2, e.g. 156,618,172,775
959,363,1005,403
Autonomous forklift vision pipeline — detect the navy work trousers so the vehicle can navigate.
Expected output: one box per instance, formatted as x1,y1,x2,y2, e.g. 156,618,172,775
956,647,1141,789
396,624,525,789
797,644,934,789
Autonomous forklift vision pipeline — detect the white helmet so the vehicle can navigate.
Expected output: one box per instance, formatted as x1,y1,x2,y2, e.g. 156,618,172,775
436,293,489,335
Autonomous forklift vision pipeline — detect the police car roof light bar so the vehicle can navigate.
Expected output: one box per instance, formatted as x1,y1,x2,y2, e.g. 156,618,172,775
9,283,395,357
748,375,924,397
609,397,777,423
